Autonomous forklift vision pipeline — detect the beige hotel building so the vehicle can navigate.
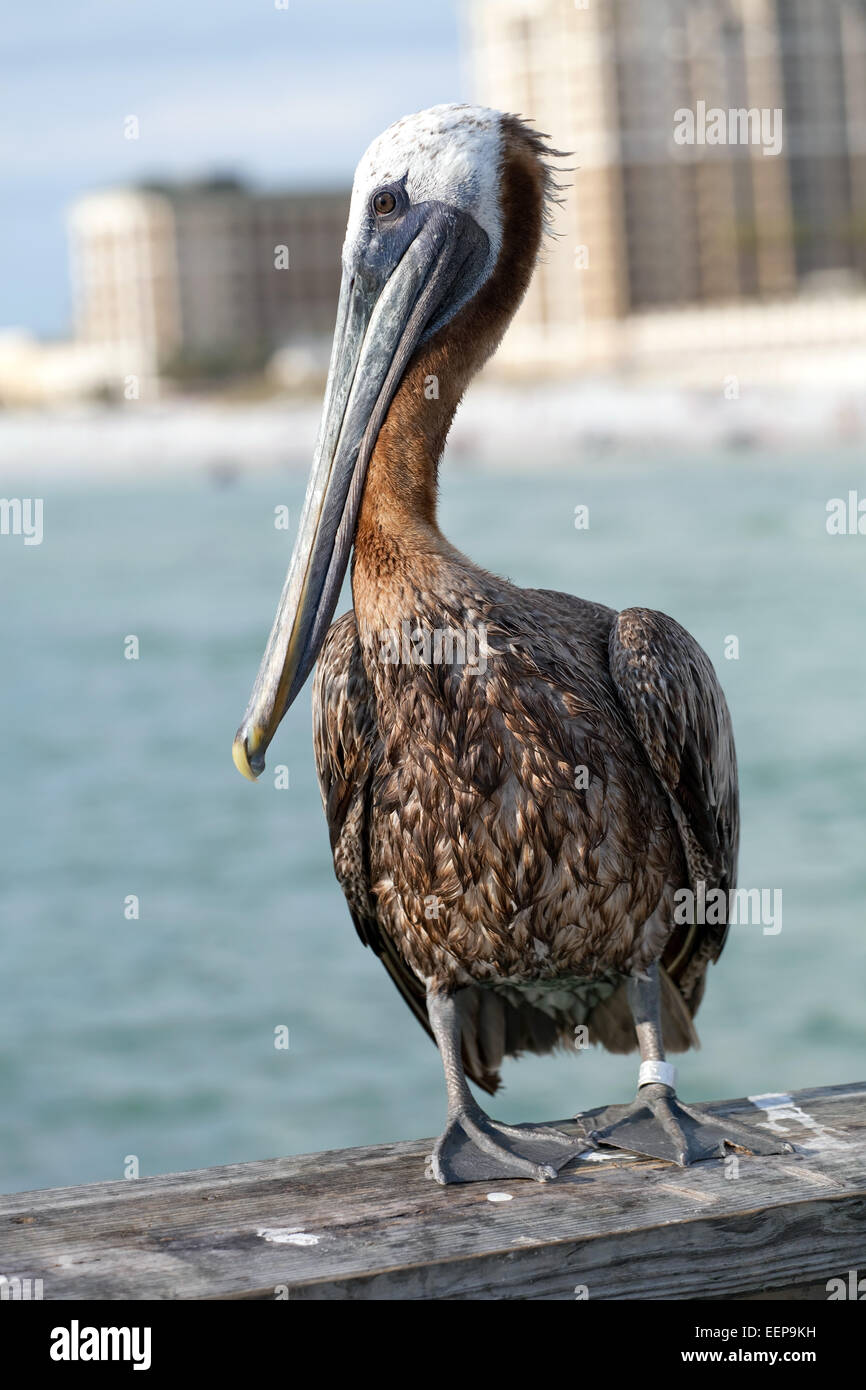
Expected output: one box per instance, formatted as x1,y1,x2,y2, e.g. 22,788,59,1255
68,179,349,377
466,0,866,374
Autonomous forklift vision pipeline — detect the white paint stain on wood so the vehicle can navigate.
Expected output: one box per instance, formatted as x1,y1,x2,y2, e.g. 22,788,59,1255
257,1228,320,1246
748,1092,848,1152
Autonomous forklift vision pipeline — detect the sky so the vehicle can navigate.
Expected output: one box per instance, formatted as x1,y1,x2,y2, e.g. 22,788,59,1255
3,0,465,337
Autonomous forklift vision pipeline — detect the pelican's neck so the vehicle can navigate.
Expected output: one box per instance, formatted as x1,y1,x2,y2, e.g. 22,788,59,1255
353,117,551,624
354,350,454,560
352,380,455,634
354,439,435,544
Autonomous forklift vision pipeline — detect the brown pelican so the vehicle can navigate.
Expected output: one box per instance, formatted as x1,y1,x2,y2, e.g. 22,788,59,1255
233,104,789,1183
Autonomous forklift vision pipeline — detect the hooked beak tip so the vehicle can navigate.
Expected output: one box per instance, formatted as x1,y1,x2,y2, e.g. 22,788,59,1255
232,728,267,783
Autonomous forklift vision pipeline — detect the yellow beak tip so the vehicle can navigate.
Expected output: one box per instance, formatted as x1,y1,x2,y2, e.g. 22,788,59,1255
232,735,261,782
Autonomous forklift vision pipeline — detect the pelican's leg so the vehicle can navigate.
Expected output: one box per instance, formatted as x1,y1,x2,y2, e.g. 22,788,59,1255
425,990,589,1185
576,965,794,1165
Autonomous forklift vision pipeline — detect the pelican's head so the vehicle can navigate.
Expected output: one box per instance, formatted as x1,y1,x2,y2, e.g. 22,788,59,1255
233,104,562,780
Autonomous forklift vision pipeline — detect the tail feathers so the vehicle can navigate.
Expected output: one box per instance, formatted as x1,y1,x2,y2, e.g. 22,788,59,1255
454,965,700,1094
456,987,573,1095
586,966,699,1055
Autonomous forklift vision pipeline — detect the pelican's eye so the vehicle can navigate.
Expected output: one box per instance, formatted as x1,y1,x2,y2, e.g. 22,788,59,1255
372,189,398,217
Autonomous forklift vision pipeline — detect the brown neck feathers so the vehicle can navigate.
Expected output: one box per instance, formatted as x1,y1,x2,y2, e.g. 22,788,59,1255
354,120,552,558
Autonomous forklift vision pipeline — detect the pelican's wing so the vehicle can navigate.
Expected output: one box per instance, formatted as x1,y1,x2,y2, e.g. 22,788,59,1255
608,607,740,1009
312,613,380,945
312,614,478,1078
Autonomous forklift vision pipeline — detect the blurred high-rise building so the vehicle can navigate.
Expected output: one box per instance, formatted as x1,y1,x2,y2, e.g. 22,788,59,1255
68,179,349,376
467,0,866,372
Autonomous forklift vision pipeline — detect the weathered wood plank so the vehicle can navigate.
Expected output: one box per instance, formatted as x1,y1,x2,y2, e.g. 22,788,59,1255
1,1082,864,1300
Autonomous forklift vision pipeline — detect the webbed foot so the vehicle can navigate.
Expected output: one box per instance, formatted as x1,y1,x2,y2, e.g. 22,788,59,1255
427,1105,590,1185
576,1083,795,1166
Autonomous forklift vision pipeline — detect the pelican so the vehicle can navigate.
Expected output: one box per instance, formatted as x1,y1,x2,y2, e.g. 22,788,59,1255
233,105,788,1183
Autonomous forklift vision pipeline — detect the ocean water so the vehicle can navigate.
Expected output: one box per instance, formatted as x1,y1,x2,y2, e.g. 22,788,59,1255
1,446,864,1196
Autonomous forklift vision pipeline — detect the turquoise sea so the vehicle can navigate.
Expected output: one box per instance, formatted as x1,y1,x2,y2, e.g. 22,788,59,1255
1,446,864,1195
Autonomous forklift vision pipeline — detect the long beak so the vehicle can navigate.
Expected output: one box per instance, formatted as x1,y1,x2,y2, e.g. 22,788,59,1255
232,205,486,781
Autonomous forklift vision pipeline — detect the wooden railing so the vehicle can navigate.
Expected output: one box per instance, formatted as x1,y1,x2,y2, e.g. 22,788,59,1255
1,1081,863,1300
